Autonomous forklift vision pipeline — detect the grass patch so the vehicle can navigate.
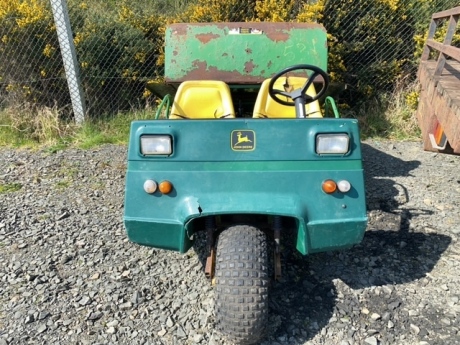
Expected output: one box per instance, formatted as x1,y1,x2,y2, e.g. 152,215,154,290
58,161,80,177
0,112,38,148
0,104,75,148
91,182,105,190
345,81,421,140
55,180,71,189
0,183,22,193
0,105,155,149
0,84,421,150
73,109,154,149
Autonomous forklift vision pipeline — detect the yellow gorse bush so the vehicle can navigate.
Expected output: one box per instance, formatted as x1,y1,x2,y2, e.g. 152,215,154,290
43,43,55,58
413,21,460,60
254,0,295,22
0,0,48,27
405,90,419,110
16,0,47,28
381,0,399,11
119,5,147,32
0,0,57,107
0,0,20,19
0,0,454,114
296,1,324,23
173,0,251,23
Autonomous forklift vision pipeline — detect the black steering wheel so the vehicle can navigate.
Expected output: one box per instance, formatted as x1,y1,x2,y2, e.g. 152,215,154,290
268,64,330,118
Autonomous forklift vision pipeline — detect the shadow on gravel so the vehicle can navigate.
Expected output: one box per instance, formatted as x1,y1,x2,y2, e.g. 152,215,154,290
362,143,421,211
265,225,452,344
341,143,452,288
192,143,453,344
265,242,337,344
261,143,452,343
267,143,452,343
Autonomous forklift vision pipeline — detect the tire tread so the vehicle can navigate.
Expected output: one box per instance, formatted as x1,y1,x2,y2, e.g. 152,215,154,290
215,225,269,345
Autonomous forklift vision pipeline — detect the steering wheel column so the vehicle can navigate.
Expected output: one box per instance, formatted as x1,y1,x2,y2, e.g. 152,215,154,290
268,64,330,118
290,89,310,119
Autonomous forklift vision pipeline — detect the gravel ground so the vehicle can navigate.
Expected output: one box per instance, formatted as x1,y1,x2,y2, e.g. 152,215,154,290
0,140,459,345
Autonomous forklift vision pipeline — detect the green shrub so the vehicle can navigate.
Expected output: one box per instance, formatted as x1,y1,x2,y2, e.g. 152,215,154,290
0,0,69,110
322,0,458,102
71,0,165,116
0,0,458,119
0,0,165,117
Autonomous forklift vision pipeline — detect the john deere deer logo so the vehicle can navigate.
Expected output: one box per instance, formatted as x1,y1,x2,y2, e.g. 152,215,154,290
231,130,255,151
236,132,252,144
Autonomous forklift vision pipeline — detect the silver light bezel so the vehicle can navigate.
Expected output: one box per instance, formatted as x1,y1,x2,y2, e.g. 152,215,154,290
140,135,172,156
316,133,350,155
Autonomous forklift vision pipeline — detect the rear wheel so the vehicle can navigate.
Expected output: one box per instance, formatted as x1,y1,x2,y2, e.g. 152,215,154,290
214,225,269,345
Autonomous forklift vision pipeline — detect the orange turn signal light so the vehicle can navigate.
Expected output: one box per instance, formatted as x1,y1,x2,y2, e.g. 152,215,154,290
159,180,173,194
322,179,337,194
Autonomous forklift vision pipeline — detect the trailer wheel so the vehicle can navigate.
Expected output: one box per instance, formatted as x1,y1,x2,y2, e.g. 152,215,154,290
215,225,269,345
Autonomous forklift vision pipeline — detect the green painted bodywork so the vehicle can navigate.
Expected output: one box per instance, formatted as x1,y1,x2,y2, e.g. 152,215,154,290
124,119,367,255
125,22,366,255
165,23,327,84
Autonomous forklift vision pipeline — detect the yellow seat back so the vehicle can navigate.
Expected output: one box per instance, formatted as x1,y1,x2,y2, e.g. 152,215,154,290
170,81,235,119
253,77,322,118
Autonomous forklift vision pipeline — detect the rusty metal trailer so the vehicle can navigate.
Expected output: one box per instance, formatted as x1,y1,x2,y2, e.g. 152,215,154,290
417,6,460,154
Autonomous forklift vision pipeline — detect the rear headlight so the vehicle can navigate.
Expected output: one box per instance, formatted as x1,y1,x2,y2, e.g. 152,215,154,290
316,134,349,154
140,135,172,155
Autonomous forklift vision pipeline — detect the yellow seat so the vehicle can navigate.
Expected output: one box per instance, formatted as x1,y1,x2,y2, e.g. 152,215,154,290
170,81,235,119
253,77,322,118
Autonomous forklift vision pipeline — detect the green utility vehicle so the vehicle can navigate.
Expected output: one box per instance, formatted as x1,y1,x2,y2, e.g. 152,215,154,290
124,22,367,345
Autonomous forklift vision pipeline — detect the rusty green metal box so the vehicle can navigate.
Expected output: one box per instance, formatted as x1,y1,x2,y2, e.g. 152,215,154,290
165,22,328,85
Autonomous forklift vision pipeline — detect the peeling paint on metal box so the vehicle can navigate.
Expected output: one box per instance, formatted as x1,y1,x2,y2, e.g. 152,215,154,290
165,22,327,84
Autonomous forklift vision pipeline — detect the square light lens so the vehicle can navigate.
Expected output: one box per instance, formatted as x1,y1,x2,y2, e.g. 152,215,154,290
316,134,350,154
140,135,172,155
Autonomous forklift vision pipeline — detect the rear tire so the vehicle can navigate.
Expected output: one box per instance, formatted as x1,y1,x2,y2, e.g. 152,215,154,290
214,225,269,345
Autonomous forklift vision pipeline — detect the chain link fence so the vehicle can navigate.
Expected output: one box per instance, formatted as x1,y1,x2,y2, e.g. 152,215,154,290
322,0,459,101
0,0,458,122
0,0,69,112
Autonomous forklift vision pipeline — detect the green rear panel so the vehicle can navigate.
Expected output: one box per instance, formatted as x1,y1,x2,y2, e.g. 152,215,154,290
124,119,367,254
165,23,327,84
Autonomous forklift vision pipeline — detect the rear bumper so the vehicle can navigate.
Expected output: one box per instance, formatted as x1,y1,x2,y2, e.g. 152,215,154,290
124,218,191,253
123,165,367,255
124,215,367,254
306,218,367,254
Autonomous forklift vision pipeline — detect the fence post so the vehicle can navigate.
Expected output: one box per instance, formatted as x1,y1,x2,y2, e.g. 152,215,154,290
50,0,86,124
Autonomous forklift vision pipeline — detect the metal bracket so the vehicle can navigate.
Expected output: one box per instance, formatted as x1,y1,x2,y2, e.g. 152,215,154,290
204,217,216,280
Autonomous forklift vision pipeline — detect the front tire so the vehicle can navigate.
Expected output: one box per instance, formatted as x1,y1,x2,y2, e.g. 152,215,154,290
214,225,269,345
